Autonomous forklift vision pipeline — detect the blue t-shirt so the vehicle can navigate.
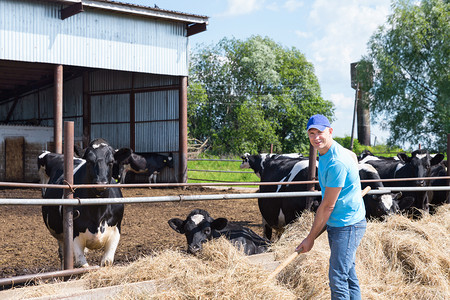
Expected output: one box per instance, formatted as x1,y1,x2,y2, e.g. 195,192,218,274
318,142,365,227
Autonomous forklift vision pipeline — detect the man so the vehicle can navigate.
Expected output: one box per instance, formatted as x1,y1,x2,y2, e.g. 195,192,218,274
295,114,366,300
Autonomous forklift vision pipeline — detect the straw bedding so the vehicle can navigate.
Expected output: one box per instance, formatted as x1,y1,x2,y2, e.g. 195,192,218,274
26,204,450,299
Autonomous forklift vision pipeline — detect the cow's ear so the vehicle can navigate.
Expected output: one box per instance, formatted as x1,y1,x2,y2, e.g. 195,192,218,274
397,196,414,210
114,148,132,161
397,153,410,163
211,218,228,231
430,154,444,166
168,218,186,234
393,192,402,200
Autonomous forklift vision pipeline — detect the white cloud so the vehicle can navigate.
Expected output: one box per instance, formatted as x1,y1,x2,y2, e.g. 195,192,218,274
330,93,355,110
307,0,390,84
294,30,311,39
284,0,304,11
223,0,264,16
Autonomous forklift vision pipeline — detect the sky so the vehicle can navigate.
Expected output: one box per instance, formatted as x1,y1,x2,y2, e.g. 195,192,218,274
126,0,393,145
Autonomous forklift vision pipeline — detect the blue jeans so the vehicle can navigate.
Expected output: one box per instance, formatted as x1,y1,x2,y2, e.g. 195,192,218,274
327,218,366,300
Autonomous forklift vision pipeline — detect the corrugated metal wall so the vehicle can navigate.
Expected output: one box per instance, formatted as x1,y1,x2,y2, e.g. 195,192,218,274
3,77,84,138
0,0,189,76
2,69,181,182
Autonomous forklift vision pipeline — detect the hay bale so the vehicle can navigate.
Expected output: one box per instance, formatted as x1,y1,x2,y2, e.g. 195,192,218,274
270,204,450,299
82,238,296,299
77,204,450,299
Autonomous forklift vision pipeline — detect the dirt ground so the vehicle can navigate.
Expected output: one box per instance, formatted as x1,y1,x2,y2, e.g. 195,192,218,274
0,186,261,279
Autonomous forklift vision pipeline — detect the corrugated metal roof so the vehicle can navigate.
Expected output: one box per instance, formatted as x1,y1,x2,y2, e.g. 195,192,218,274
0,0,207,102
45,0,209,24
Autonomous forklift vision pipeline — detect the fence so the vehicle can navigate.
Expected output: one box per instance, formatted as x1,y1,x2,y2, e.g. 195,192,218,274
1,129,449,287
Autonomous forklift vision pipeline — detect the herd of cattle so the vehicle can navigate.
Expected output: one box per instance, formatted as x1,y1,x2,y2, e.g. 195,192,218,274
36,139,448,268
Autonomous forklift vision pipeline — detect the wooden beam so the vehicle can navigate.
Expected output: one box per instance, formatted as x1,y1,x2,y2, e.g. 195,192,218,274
61,2,84,20
187,23,207,37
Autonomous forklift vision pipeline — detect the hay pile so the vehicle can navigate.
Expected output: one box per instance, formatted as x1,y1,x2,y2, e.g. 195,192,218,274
272,204,450,299
83,239,296,299
82,204,449,299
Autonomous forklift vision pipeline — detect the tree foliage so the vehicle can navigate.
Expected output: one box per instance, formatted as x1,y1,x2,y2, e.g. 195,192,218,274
364,0,449,151
188,36,333,155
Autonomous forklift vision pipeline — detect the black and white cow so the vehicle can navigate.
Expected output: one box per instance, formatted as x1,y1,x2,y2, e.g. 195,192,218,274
42,138,124,268
359,163,414,219
255,155,320,240
240,153,303,178
38,151,84,197
168,209,270,255
428,160,449,214
113,148,174,184
359,149,445,214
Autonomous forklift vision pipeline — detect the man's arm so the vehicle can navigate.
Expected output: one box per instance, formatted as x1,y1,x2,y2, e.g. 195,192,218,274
295,187,341,253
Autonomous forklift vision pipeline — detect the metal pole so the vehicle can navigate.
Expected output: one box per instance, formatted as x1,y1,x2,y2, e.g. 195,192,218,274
63,121,74,274
350,83,359,150
179,76,188,184
0,267,99,287
54,65,63,154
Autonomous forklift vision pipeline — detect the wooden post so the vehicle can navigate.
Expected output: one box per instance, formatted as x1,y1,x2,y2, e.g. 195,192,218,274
63,121,74,276
54,65,63,154
306,144,317,210
447,133,450,204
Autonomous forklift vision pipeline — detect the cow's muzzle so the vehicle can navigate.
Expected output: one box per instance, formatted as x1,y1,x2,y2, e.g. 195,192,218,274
188,244,202,254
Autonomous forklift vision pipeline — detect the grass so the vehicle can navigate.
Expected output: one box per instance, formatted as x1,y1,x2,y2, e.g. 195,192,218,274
187,156,260,185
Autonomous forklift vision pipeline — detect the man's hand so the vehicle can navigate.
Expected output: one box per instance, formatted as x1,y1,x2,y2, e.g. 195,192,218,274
295,236,314,253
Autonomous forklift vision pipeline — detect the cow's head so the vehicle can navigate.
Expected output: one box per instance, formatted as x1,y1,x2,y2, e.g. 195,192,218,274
364,192,415,219
396,150,444,186
83,139,115,190
239,153,268,178
168,209,228,254
165,153,174,168
240,153,251,169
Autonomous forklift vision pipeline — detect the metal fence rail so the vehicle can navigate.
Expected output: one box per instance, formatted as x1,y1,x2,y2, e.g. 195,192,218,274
2,186,450,206
188,169,254,173
1,176,449,189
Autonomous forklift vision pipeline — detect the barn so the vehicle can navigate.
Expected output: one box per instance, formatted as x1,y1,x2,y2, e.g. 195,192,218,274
0,0,208,183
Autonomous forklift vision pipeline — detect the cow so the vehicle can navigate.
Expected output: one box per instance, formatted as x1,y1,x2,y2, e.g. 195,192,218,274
113,148,174,184
359,163,414,219
359,149,445,215
255,155,320,240
240,153,303,178
38,151,84,197
428,160,449,214
42,138,124,268
168,209,270,255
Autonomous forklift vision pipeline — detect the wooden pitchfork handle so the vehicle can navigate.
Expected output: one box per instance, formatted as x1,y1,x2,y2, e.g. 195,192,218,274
267,186,371,281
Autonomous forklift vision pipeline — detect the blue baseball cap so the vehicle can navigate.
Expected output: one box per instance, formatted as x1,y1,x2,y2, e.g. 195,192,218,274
306,114,331,131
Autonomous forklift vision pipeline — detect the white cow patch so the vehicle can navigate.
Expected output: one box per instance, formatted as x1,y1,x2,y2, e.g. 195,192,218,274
92,142,109,149
39,151,50,159
359,156,380,164
73,221,120,267
73,159,86,174
394,163,405,176
277,209,286,227
380,194,394,210
276,160,309,192
358,163,378,174
415,154,427,159
190,214,205,225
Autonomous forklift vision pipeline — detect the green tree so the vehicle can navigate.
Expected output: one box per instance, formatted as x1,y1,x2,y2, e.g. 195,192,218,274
364,0,449,151
188,36,333,155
